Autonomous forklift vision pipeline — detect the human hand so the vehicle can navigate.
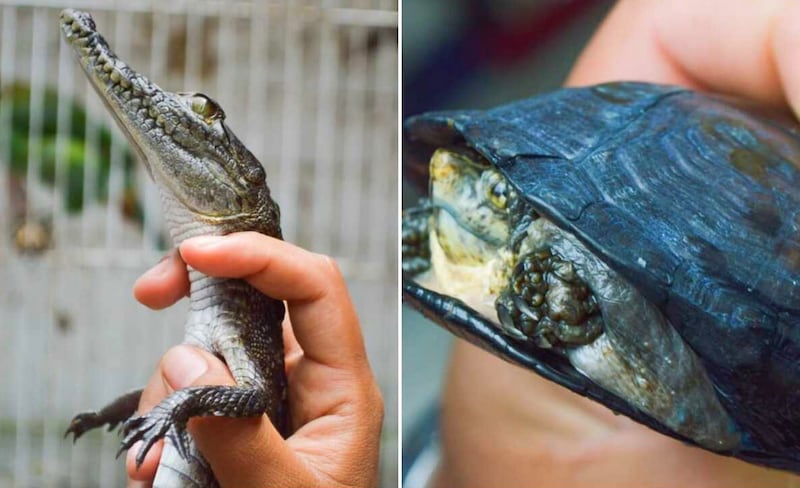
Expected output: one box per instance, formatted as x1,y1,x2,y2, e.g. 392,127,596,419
126,232,383,488
435,344,794,488
567,0,800,115
434,1,800,486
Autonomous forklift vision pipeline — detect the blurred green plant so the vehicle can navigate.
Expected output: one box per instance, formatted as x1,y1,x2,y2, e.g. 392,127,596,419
2,82,143,221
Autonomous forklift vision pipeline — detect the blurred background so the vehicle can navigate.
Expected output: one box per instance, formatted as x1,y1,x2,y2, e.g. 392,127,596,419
402,0,613,483
0,0,397,486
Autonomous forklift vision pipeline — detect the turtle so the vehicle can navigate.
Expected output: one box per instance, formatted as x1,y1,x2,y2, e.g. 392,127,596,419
401,81,800,473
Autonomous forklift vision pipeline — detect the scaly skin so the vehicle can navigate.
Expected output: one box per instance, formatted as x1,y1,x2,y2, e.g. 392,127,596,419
59,9,288,487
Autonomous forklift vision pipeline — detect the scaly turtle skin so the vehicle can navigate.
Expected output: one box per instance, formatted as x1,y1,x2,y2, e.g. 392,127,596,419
402,82,800,472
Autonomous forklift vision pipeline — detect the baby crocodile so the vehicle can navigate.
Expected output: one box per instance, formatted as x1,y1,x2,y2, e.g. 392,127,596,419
60,9,287,487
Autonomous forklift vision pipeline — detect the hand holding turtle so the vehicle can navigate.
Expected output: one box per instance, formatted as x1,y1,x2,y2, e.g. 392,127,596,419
432,0,800,486
127,232,383,488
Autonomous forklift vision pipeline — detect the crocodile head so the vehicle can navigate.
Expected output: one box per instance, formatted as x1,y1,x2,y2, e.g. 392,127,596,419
59,9,280,242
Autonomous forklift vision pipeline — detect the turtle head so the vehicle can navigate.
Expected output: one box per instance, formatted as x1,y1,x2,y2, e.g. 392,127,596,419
428,148,514,265
59,9,278,239
401,147,523,318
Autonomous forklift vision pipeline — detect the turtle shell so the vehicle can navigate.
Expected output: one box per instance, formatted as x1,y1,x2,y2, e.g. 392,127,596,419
404,81,800,471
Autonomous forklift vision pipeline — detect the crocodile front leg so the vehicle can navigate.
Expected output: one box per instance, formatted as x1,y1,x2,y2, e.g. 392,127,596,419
64,389,143,440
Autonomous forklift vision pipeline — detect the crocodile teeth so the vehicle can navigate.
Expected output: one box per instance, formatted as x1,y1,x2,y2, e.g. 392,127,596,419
109,69,121,84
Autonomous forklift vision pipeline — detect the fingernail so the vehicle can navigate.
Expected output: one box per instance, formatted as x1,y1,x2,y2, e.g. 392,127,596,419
163,346,208,390
187,235,225,248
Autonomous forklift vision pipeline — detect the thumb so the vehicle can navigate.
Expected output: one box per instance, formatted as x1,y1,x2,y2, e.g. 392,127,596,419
160,346,311,487
160,344,233,392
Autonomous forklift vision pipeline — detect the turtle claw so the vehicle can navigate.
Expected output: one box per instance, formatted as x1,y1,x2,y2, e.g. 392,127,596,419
401,201,433,275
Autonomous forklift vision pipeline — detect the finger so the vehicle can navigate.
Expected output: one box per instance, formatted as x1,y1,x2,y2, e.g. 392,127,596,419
133,249,190,310
126,480,152,488
282,317,303,375
566,0,800,115
125,439,162,482
566,0,699,89
179,233,368,371
156,345,315,488
180,233,336,300
648,0,787,107
770,1,800,119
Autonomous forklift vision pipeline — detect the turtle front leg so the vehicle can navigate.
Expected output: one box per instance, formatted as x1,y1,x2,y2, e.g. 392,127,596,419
120,385,269,467
65,389,143,441
402,199,433,275
495,248,603,348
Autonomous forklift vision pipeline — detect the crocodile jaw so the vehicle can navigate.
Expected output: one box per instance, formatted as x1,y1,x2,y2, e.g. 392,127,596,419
59,9,279,235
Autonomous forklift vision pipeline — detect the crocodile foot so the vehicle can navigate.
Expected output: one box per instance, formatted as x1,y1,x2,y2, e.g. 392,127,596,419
119,401,191,467
65,389,143,442
119,385,268,468
65,411,111,441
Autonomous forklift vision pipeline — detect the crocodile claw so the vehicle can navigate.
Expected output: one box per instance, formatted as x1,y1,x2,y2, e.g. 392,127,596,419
64,390,143,444
168,424,192,460
119,405,189,467
64,411,103,442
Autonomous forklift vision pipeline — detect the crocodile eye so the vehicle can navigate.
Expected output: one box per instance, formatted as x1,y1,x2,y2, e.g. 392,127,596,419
485,171,508,209
188,94,225,124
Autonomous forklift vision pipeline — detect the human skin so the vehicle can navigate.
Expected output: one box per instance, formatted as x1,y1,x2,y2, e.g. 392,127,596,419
430,0,800,486
125,232,384,488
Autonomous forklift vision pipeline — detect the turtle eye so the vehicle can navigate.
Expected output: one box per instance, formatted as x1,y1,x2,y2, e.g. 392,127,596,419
188,94,225,124
485,172,509,209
